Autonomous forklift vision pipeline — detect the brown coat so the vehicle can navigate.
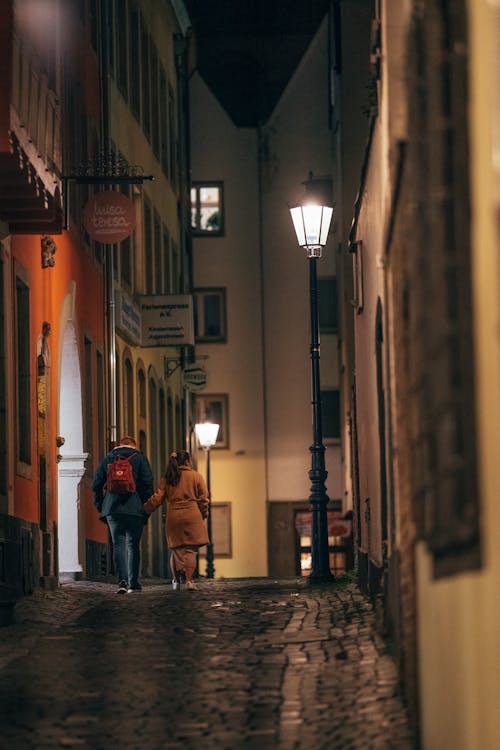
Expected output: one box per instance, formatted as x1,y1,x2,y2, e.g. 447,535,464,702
144,466,209,549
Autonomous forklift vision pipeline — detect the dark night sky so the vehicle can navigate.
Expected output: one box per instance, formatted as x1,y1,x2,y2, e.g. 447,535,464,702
185,0,330,127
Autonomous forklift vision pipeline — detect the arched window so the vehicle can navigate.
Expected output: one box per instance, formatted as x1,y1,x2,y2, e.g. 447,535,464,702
138,367,146,419
124,356,134,436
148,370,158,476
167,390,174,452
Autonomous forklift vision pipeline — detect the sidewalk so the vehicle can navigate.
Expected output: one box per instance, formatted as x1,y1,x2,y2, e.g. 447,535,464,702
0,576,415,749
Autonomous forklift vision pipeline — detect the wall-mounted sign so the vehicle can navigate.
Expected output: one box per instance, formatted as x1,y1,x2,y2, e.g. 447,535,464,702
83,191,136,244
182,364,207,392
115,289,142,345
141,295,194,347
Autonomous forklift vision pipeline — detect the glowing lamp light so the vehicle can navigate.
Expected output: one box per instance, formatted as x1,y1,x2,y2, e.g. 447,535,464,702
289,203,333,257
195,422,220,449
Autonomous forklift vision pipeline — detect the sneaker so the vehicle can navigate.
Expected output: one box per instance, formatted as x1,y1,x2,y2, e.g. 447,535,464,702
172,579,179,591
127,585,142,594
116,580,128,594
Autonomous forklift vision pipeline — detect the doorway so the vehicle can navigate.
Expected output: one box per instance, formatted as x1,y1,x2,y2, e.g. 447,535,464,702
57,316,87,580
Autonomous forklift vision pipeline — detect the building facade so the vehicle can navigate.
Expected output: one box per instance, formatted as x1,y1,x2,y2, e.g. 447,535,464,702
0,0,193,615
334,0,500,746
190,16,344,579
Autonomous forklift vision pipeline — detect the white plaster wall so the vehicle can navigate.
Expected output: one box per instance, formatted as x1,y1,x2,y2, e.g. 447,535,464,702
57,291,86,578
260,17,341,502
351,119,387,566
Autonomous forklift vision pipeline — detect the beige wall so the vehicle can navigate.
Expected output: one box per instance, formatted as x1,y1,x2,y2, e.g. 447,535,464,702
416,1,500,747
261,17,342,504
190,73,267,577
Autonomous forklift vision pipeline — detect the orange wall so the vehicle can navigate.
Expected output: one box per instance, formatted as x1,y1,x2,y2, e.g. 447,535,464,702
11,230,104,542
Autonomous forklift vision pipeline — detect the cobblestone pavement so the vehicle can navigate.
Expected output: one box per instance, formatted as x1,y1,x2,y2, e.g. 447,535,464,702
0,576,415,750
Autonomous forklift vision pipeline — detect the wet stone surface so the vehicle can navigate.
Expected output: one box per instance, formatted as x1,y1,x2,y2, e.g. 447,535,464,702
0,576,415,749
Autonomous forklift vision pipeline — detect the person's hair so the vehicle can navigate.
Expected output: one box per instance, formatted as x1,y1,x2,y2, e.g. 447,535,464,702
165,450,190,486
119,435,137,447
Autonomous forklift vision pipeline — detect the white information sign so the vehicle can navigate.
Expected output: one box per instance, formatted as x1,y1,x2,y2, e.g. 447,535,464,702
141,295,195,347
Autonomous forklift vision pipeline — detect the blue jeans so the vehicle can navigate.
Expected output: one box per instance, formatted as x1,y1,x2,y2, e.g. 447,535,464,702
107,514,145,587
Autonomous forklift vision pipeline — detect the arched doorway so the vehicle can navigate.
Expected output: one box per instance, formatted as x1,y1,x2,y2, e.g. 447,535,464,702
57,313,87,580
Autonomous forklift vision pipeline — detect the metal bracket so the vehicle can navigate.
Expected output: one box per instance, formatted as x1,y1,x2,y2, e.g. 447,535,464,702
164,353,209,380
165,358,182,379
61,152,155,230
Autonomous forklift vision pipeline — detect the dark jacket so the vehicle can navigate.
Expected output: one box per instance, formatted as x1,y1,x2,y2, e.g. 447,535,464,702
92,446,154,520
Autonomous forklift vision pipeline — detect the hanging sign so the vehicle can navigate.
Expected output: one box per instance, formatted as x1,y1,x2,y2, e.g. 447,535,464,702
141,295,195,347
182,364,207,392
83,192,136,243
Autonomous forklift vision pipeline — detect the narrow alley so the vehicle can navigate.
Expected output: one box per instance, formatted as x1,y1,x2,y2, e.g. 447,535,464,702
0,577,414,750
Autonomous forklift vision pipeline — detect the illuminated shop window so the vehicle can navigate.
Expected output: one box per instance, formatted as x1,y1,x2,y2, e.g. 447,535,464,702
295,510,352,576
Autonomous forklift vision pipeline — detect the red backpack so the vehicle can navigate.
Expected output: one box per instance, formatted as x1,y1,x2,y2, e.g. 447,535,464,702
106,452,137,494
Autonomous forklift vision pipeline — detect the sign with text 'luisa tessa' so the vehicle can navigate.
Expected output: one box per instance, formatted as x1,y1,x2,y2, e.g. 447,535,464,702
140,295,195,347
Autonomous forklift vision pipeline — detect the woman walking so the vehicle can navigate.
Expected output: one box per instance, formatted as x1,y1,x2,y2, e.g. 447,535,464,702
144,451,209,590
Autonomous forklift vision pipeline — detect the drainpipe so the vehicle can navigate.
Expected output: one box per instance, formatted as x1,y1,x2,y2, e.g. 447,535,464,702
99,0,117,448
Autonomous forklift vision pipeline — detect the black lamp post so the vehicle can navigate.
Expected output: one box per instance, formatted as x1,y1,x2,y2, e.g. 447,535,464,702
195,422,220,579
290,188,334,582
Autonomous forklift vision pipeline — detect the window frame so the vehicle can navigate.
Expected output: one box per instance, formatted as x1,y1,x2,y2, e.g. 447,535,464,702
193,287,227,343
191,181,225,237
195,393,229,449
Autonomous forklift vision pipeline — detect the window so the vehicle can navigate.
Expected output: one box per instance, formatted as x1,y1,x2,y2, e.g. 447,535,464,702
159,67,169,177
141,25,151,140
116,0,128,98
16,277,31,464
321,389,340,441
124,357,134,435
194,288,227,343
171,241,179,294
154,211,162,294
150,46,160,160
163,226,171,293
191,182,224,236
144,199,153,294
195,394,229,449
295,510,351,576
129,2,140,120
318,277,338,332
148,374,158,475
138,368,146,419
167,391,174,452
168,85,176,186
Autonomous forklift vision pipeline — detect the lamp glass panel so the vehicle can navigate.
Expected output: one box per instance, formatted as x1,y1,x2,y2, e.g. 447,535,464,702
319,206,333,245
195,422,220,448
290,207,306,246
303,204,323,245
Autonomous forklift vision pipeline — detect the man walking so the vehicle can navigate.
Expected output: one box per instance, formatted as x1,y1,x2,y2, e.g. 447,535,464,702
92,436,154,594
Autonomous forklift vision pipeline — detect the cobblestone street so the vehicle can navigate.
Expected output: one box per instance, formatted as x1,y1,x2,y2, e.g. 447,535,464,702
0,577,415,749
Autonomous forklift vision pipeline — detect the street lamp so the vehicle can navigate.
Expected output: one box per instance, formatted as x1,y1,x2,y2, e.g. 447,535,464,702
195,421,219,579
289,182,334,582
